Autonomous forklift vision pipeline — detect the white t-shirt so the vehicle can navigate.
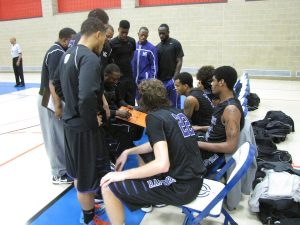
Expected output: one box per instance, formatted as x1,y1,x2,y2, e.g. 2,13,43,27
11,44,22,58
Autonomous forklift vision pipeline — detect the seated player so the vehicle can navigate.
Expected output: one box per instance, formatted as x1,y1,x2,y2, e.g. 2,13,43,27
100,79,206,225
174,72,213,128
197,66,244,172
103,63,143,161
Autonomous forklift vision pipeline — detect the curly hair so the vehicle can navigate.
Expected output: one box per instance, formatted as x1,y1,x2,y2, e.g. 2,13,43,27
138,79,170,112
196,65,215,90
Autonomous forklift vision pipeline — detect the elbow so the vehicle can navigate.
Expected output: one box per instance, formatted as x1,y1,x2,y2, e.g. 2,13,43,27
158,161,170,173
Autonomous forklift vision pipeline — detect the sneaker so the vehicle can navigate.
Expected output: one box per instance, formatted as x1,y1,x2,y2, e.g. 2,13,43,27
85,216,110,225
141,205,153,213
52,174,73,184
19,83,25,87
14,84,20,87
80,203,106,224
154,203,167,208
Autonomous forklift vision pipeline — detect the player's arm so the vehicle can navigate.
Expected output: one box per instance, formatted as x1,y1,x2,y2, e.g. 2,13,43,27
198,105,241,154
184,96,198,120
101,141,169,186
193,125,209,132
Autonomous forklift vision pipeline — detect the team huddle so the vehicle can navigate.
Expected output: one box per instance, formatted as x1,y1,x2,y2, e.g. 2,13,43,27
38,8,244,225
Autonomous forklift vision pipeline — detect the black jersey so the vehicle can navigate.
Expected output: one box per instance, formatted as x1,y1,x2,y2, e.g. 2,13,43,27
188,88,213,126
205,98,244,143
39,42,65,95
60,45,102,131
110,36,136,78
146,107,206,181
156,38,184,81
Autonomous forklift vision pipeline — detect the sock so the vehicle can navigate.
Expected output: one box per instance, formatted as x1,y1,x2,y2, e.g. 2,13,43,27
83,208,94,224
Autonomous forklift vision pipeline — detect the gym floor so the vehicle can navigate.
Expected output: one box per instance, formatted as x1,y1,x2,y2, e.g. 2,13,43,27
0,73,299,225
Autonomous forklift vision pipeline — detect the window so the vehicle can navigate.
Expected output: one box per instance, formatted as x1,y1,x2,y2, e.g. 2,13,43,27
139,0,227,7
57,0,121,13
0,0,42,21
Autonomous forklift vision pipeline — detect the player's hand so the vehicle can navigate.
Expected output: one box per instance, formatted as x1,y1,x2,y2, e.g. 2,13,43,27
55,106,63,119
97,114,103,127
103,103,110,119
16,61,20,66
116,110,131,119
100,171,125,187
126,105,134,110
115,150,129,171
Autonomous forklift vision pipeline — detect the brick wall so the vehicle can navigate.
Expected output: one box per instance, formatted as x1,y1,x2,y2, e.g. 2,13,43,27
0,0,299,77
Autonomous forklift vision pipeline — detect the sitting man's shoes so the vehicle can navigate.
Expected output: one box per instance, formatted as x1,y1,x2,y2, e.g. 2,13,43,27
141,205,153,213
141,204,167,213
52,174,73,184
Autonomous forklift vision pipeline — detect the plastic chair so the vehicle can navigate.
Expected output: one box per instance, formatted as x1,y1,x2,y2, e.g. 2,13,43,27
181,142,256,225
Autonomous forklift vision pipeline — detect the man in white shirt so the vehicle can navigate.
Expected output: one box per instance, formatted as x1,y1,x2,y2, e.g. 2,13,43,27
10,37,25,87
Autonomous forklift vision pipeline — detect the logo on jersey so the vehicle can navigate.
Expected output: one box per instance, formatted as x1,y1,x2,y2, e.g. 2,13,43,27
68,40,75,48
102,51,108,58
142,51,148,57
172,113,195,138
64,54,70,64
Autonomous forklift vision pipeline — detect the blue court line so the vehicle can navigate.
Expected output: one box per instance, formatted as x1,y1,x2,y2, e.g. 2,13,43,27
0,82,39,95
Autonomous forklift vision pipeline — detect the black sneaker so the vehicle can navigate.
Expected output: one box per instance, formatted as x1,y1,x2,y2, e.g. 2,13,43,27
52,174,73,184
19,83,25,87
14,83,20,87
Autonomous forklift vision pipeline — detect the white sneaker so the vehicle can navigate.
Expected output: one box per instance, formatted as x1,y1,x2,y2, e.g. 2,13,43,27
141,205,153,213
154,204,167,208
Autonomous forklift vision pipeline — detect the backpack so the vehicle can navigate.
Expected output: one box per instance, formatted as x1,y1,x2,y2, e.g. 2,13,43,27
258,199,300,225
247,93,260,111
264,111,295,132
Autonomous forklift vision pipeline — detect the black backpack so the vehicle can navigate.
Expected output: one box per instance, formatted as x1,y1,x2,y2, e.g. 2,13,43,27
264,111,295,132
258,199,300,225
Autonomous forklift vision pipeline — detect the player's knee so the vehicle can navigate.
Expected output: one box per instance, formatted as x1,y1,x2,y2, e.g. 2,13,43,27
101,185,112,197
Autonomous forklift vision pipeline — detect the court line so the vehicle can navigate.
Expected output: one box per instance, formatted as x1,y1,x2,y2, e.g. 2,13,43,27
0,124,40,136
0,143,43,167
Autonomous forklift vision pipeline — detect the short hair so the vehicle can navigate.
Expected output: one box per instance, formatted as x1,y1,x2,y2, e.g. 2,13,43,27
213,66,238,91
104,63,120,76
80,17,106,36
139,27,149,33
174,72,193,88
106,24,114,32
59,28,76,39
196,65,215,90
88,8,109,24
119,20,130,29
138,79,170,112
159,24,169,31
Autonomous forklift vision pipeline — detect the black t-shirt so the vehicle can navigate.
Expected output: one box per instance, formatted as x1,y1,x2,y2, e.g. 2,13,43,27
146,107,206,181
60,45,102,131
188,88,213,126
205,97,245,143
39,42,65,95
156,38,184,81
110,36,136,78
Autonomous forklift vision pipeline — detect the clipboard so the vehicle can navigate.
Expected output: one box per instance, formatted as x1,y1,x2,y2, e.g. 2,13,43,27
41,88,55,112
118,106,147,127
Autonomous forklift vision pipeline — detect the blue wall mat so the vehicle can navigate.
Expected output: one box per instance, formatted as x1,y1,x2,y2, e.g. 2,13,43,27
0,82,39,95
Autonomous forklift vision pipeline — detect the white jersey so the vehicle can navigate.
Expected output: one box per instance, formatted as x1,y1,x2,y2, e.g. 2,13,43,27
11,43,22,58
